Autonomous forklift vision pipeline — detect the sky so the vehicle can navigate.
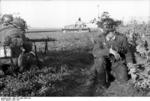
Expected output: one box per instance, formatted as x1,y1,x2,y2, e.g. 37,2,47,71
0,0,150,28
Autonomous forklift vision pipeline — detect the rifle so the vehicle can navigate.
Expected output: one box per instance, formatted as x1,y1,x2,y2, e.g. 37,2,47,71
28,37,56,42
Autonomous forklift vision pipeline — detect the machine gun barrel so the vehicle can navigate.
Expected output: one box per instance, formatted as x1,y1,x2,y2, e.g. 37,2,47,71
27,37,56,68
28,38,56,42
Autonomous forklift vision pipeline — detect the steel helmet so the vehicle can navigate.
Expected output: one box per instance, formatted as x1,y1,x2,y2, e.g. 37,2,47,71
1,14,13,24
102,18,115,26
12,17,27,30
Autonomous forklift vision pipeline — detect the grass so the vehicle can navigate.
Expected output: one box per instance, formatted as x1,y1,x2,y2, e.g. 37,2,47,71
0,50,94,96
0,49,147,96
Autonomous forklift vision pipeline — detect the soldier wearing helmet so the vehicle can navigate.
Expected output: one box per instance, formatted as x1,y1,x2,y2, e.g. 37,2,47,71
87,17,134,95
0,16,33,74
12,17,27,31
12,18,33,72
1,14,13,27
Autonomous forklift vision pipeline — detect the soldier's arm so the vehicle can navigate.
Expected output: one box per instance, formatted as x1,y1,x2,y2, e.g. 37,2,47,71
121,36,134,63
92,39,109,58
4,36,11,46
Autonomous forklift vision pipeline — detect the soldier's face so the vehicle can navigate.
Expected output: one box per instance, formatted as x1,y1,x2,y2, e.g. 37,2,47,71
103,22,114,33
107,32,114,39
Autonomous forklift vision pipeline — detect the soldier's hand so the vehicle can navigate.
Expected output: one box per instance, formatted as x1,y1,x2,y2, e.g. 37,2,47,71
109,48,120,60
127,62,134,69
21,47,25,52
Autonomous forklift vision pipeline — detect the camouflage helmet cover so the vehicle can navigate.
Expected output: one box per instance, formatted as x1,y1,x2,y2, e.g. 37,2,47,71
101,18,122,29
96,18,115,28
1,14,13,24
12,17,27,30
101,18,115,26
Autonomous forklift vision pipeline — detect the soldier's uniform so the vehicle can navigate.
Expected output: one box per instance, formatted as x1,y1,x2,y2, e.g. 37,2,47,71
107,32,133,82
0,17,32,74
87,18,134,96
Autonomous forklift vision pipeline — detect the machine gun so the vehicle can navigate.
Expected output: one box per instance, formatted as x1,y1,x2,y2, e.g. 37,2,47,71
28,37,56,68
28,37,56,42
28,37,56,54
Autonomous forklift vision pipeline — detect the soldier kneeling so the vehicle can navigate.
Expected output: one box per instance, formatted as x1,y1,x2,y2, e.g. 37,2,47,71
87,18,134,96
0,15,35,75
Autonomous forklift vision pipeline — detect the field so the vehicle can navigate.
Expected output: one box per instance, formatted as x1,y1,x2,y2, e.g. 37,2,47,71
26,28,98,52
0,24,150,96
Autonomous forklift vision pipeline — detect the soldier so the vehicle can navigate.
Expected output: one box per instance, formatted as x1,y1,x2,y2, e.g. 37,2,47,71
0,14,13,28
0,16,33,74
126,30,137,63
87,18,134,96
12,17,34,72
